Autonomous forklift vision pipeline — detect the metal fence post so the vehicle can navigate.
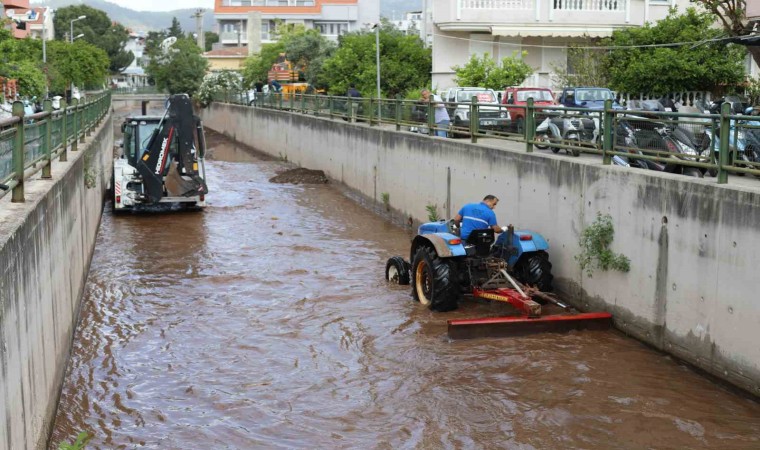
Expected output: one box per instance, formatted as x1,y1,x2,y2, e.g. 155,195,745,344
470,97,479,144
328,95,334,119
718,102,731,184
279,93,283,110
289,92,294,111
60,99,68,162
395,95,402,131
368,97,375,126
42,99,53,179
525,97,535,153
602,99,613,165
11,101,25,202
71,99,79,152
80,99,86,142
427,98,435,136
300,93,305,113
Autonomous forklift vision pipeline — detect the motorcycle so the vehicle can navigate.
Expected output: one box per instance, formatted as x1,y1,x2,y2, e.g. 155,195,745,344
625,100,705,177
534,109,597,157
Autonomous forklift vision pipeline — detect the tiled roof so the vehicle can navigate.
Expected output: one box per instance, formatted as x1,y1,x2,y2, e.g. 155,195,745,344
204,47,248,57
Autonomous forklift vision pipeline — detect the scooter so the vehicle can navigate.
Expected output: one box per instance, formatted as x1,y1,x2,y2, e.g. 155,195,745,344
535,111,596,157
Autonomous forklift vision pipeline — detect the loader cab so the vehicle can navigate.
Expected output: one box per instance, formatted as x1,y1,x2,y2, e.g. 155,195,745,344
121,116,162,167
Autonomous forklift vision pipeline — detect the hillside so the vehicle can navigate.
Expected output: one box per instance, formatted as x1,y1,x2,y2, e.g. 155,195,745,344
380,0,423,18
31,0,215,33
30,0,423,32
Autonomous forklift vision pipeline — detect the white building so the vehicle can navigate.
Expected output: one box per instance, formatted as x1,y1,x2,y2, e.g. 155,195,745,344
214,0,380,47
389,11,423,36
425,0,699,91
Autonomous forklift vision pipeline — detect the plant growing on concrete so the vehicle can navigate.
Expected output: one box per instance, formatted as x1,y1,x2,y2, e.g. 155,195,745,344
58,431,91,450
83,154,97,189
381,192,390,212
576,213,630,277
425,203,439,222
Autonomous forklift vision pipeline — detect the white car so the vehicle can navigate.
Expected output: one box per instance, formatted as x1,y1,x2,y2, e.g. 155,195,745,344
443,87,511,135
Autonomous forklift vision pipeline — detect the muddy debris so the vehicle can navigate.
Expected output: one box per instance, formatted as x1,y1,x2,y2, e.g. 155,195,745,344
269,168,329,184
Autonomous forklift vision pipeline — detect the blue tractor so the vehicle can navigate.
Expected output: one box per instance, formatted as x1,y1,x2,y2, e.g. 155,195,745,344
385,220,553,312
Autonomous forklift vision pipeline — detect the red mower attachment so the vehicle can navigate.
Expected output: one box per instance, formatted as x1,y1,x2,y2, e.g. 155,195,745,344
448,270,612,339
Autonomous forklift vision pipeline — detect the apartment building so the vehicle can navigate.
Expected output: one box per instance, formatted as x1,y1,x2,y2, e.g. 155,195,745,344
213,0,380,48
426,0,696,91
2,0,54,40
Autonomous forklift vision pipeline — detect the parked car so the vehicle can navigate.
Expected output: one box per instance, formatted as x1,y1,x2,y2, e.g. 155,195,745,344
502,86,555,133
443,87,511,137
558,87,623,110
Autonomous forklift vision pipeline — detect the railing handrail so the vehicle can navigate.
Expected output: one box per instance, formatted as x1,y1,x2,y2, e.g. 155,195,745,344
0,91,112,203
209,91,760,187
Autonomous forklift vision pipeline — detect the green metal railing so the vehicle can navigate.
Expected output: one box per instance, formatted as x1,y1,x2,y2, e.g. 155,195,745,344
218,92,760,185
0,91,111,203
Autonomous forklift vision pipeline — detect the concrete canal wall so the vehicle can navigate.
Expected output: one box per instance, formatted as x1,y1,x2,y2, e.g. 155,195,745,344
200,103,760,396
0,115,113,449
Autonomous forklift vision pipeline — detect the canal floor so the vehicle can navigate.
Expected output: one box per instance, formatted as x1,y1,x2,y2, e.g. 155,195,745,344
49,129,760,449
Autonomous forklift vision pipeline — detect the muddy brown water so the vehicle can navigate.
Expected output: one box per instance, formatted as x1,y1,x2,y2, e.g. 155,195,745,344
49,127,760,449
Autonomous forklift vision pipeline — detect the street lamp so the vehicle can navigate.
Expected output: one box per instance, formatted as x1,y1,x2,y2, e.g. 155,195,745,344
372,23,380,100
70,15,86,100
72,33,84,40
70,15,86,43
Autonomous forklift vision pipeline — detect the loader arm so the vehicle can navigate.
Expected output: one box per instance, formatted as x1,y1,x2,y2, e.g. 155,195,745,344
136,94,208,203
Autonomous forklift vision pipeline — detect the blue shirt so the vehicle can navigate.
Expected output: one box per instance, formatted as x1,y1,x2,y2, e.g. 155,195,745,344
458,202,497,240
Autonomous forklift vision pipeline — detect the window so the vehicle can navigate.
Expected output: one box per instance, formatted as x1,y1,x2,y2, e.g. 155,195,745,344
314,22,348,36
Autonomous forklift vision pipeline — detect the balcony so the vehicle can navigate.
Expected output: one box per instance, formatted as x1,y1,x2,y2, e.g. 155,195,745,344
220,31,248,42
437,0,644,34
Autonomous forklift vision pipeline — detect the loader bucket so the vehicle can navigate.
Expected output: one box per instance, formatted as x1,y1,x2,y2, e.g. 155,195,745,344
447,312,613,339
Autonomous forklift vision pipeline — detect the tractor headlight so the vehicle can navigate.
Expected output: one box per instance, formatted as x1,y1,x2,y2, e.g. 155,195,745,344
499,111,508,118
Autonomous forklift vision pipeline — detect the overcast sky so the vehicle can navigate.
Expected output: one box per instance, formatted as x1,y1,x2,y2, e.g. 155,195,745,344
104,0,214,11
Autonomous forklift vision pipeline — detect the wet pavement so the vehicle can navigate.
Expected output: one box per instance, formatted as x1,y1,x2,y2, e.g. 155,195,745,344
49,123,760,449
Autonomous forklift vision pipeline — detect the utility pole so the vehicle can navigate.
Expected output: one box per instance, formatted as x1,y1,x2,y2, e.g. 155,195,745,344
192,9,205,50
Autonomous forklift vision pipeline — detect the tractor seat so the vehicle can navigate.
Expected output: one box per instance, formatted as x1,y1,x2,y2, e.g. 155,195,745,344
466,228,495,257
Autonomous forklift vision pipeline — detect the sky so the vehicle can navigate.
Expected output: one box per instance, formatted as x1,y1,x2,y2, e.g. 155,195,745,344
104,0,213,11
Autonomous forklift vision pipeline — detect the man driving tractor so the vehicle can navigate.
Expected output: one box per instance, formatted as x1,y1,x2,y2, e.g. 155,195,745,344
453,195,507,240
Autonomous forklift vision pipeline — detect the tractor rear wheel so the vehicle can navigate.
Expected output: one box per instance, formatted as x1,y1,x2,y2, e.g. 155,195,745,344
411,246,459,312
385,256,410,285
513,251,554,293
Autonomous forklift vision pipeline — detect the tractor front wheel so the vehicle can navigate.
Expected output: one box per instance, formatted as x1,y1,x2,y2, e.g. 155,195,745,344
412,246,459,312
385,256,411,285
513,251,554,293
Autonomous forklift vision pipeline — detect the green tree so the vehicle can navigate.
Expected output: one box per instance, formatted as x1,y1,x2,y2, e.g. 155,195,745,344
693,1,759,67
204,32,219,52
168,17,184,38
240,25,335,89
241,41,286,87
452,52,534,91
53,5,111,42
2,60,46,98
101,23,134,73
47,40,110,93
0,36,46,97
144,30,169,60
147,38,208,96
551,45,609,88
320,24,431,97
53,5,133,74
605,7,745,95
